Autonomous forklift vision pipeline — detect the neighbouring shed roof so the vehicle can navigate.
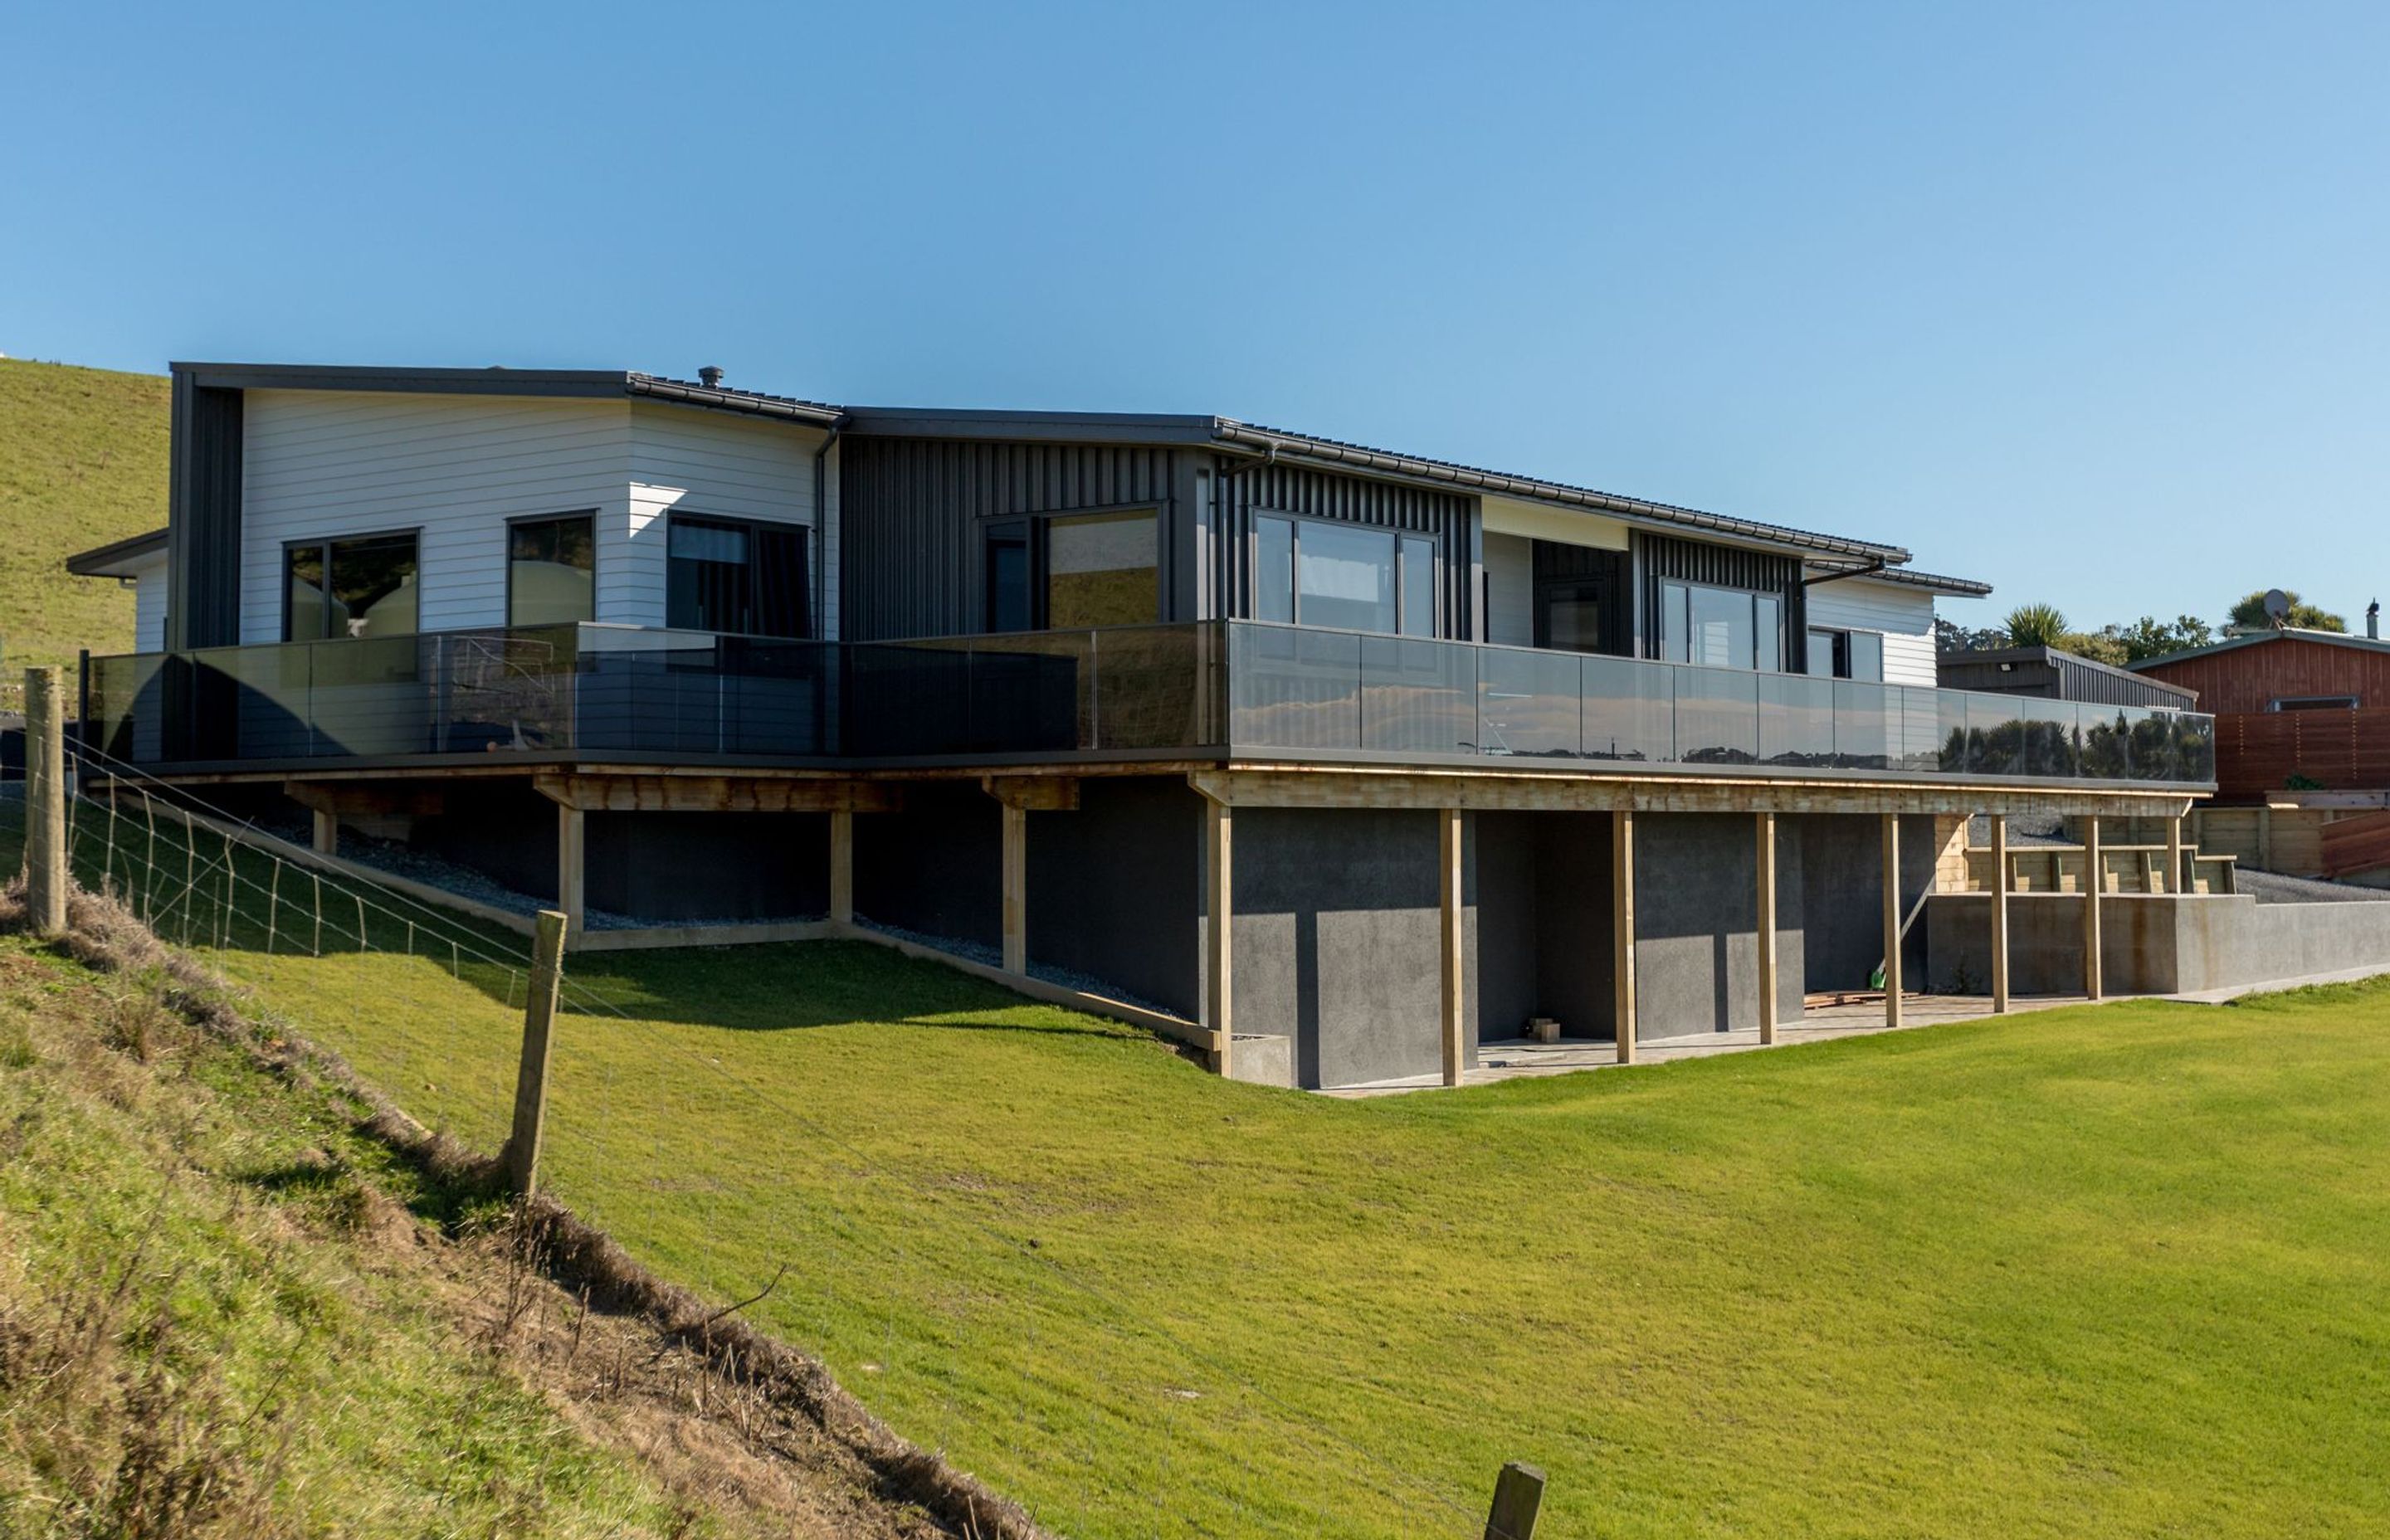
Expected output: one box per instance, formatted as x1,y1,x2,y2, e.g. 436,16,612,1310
2129,626,2390,674
166,362,1998,575
1940,645,2200,709
65,527,168,578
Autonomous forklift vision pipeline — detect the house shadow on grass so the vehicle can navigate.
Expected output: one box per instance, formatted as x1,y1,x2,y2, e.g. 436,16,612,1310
555,938,1152,1044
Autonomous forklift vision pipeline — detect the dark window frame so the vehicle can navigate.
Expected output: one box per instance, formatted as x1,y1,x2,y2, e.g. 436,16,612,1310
1660,578,1789,672
2270,694,2360,712
666,512,815,641
1246,509,1441,638
504,509,599,630
975,503,1164,634
280,525,423,642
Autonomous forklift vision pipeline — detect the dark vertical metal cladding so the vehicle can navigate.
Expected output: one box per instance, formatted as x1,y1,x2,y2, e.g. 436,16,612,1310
1215,457,1475,636
1636,531,1807,668
837,436,1184,639
164,372,243,649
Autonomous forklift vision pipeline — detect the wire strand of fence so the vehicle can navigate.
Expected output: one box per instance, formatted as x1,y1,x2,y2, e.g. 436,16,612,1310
15,767,1492,1536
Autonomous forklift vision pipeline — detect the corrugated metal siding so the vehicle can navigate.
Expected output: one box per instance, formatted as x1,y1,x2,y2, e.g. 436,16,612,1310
2139,636,2390,714
839,437,1186,640
1636,532,1807,665
166,379,243,648
1938,648,2197,708
1213,458,1475,636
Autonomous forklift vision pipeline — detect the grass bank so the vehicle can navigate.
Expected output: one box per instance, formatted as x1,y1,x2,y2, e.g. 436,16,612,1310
11,805,2390,1537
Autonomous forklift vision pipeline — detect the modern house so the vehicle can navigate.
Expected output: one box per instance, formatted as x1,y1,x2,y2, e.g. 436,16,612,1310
68,362,2227,1089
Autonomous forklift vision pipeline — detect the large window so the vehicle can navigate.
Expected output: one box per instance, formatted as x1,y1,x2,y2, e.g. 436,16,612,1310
285,531,419,641
508,513,595,626
1046,509,1159,627
1252,514,1438,637
1805,626,1885,681
1661,580,1783,671
667,514,811,638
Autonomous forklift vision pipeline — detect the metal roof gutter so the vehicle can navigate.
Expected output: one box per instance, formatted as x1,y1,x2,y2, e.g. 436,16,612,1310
66,527,170,577
627,373,845,428
1207,420,1912,564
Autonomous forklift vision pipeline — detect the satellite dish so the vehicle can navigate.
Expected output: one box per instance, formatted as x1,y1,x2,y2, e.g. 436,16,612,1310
2264,589,2292,627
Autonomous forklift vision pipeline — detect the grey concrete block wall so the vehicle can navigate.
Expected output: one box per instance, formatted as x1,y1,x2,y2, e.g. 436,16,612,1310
1794,812,1937,992
1925,892,2390,997
1634,811,1807,1040
1229,806,1471,1089
1529,811,1616,1041
587,811,830,922
1024,777,1202,1019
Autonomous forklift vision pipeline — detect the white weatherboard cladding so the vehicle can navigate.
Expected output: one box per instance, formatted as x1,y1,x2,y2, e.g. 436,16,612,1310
241,391,633,643
1483,532,1534,647
125,553,168,653
1806,577,1939,686
239,391,828,643
622,402,827,633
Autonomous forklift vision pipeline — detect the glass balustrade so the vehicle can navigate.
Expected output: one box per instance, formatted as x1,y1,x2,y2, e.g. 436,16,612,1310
80,620,2213,787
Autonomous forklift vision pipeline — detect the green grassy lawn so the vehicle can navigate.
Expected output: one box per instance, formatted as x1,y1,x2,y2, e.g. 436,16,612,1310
0,358,169,675
14,805,2390,1537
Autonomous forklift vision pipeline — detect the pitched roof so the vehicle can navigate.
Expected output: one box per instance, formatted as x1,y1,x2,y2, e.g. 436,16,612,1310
169,362,1998,574
65,527,168,577
2129,626,2390,673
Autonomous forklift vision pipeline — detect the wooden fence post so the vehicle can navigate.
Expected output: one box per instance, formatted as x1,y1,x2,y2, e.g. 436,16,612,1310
507,909,569,1199
1485,1460,1545,1539
22,667,67,938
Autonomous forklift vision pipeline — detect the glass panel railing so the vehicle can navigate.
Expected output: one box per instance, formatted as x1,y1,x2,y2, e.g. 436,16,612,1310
1478,647,1580,759
1361,636,1477,755
1227,625,1363,752
77,621,2216,787
1673,665,1760,766
1759,672,1836,768
1580,655,1673,763
1832,679,1896,771
2019,697,2080,780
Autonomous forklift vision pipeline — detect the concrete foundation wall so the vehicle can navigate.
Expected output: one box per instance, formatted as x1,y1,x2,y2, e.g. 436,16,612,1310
412,781,562,903
1024,777,1202,1019
1794,812,1939,992
587,811,828,923
1926,892,2390,997
1230,806,1473,1090
855,782,1002,948
1635,812,1807,1040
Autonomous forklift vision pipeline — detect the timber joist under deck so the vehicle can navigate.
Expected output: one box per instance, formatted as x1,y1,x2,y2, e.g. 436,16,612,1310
1190,764,2200,820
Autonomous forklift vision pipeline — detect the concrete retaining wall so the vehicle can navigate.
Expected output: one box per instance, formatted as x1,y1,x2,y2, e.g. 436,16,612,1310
1926,892,2390,997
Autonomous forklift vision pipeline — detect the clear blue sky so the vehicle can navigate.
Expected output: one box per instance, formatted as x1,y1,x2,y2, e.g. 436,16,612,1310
7,1,2386,632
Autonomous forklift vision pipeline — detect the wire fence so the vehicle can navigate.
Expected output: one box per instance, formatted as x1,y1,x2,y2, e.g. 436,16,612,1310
0,737,1524,1538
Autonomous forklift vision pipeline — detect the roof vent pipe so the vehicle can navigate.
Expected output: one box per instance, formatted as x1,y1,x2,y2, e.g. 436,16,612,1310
698,365,724,389
2370,598,2380,641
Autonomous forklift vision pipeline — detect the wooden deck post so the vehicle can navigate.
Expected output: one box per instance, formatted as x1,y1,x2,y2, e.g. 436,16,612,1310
22,668,66,938
1612,808,1637,1064
1206,798,1233,1078
1440,807,1466,1088
827,808,854,925
506,909,568,1198
1881,813,1903,1029
1000,802,1027,975
1756,811,1778,1045
2166,814,2184,895
2082,814,2104,999
557,805,584,942
311,807,338,856
1989,813,2011,1014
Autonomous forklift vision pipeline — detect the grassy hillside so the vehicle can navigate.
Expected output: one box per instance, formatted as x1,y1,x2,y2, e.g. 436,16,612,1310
10,803,2388,1538
0,898,959,1535
0,358,169,675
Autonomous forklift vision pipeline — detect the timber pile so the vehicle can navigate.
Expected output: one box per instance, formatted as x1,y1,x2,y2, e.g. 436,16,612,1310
2320,810,2390,880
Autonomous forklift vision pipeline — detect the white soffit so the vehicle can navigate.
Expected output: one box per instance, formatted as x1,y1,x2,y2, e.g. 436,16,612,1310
1480,494,1630,551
